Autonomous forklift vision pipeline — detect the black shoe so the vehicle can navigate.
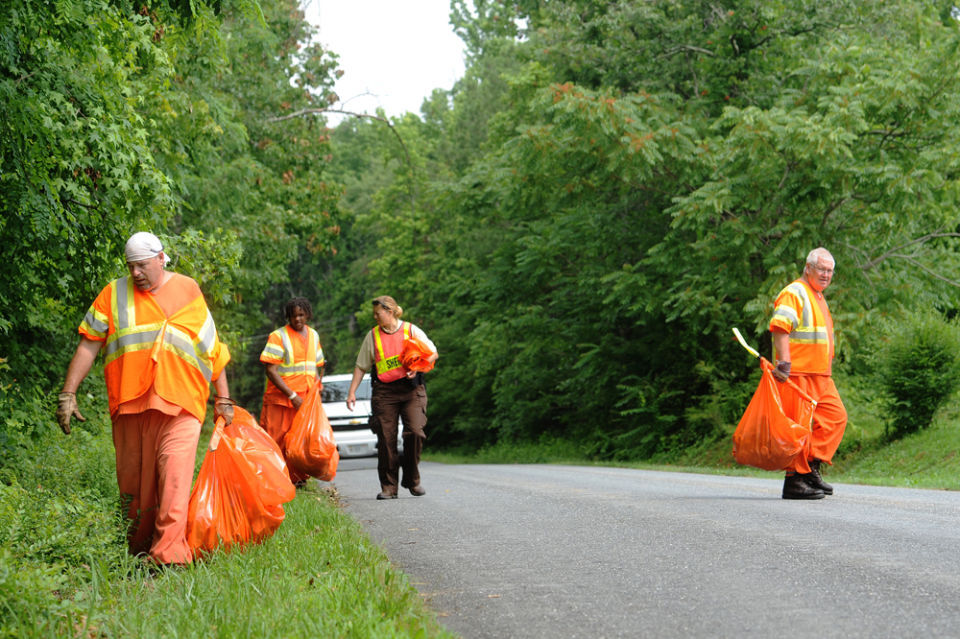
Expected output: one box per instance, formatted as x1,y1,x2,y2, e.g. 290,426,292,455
408,485,426,497
376,491,398,500
782,473,825,500
806,459,834,495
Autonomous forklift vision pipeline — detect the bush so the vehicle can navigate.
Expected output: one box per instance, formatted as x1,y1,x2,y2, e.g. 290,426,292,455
876,311,960,439
0,373,132,638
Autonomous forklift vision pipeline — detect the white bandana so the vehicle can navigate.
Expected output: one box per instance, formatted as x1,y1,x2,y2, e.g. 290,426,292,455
125,232,170,266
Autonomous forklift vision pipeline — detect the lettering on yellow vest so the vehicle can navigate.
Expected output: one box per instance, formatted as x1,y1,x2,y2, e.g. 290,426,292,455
373,323,410,382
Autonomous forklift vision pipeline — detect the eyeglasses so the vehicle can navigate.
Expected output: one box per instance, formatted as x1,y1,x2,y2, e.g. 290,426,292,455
372,300,389,310
812,266,834,275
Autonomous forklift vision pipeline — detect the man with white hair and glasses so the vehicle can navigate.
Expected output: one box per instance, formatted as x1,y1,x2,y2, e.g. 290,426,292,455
56,231,233,565
769,247,847,500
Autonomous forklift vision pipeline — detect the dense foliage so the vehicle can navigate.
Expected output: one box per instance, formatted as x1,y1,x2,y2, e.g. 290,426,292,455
1,0,959,458
0,0,347,631
875,312,960,439
2,0,960,630
7,0,957,464
330,0,960,456
0,0,345,402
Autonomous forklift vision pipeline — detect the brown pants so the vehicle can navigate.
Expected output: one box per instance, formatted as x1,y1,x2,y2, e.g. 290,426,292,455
371,380,427,493
112,410,201,564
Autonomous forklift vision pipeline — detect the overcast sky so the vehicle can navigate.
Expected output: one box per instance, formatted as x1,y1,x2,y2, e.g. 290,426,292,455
301,0,467,123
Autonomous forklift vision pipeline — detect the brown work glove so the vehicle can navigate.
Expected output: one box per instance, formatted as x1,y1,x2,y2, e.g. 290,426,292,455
214,398,235,426
772,360,791,383
56,392,86,435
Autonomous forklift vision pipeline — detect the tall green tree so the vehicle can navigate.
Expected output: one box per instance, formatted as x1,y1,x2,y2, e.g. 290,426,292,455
355,0,960,456
0,0,207,387
0,0,348,414
126,0,346,405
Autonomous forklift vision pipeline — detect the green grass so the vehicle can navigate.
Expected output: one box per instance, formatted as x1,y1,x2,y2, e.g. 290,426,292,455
77,484,455,639
427,385,960,491
7,380,960,638
427,421,960,489
0,395,455,639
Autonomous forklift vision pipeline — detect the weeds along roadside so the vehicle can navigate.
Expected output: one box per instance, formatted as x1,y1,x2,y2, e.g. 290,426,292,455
427,389,960,492
82,484,455,638
0,390,453,639
4,345,959,635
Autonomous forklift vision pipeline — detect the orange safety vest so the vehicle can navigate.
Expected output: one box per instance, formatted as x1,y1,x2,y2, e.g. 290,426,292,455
260,325,324,405
769,277,835,375
79,274,230,420
372,322,411,383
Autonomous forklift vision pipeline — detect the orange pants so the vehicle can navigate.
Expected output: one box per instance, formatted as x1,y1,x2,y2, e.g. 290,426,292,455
259,403,308,484
112,410,201,565
778,374,847,473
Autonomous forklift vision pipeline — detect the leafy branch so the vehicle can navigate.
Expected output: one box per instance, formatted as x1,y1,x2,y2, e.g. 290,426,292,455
862,231,960,287
264,107,417,210
659,44,715,58
264,107,414,178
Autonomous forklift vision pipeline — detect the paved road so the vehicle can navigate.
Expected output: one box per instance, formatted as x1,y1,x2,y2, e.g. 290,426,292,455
324,461,960,638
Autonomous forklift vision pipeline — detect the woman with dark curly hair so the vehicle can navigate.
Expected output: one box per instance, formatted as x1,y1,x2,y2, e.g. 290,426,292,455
259,297,325,486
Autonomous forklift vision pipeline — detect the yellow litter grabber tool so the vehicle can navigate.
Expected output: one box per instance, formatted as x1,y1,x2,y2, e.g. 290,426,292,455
731,327,760,359
731,327,816,406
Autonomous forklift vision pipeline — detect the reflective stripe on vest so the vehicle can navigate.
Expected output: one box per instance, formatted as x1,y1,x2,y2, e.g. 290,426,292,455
772,281,829,344
261,326,321,399
81,306,109,337
80,274,229,421
273,327,320,379
102,277,215,383
771,279,834,374
373,322,410,383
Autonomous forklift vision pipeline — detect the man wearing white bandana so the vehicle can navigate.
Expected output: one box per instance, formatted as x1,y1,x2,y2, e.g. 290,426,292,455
57,232,233,566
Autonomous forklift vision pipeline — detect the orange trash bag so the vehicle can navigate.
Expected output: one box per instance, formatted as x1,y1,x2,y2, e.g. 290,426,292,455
186,407,296,556
400,334,435,373
732,357,815,471
283,380,339,481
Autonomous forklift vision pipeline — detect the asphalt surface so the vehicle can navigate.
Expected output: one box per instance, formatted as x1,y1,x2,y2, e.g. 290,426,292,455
323,460,960,638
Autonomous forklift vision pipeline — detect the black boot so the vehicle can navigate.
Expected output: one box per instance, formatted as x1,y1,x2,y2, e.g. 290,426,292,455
805,459,834,495
782,473,825,500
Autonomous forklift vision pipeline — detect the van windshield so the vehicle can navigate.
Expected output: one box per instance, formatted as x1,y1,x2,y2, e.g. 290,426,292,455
322,377,371,402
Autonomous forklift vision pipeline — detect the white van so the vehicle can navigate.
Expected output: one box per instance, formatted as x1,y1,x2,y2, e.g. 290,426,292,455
322,373,402,458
